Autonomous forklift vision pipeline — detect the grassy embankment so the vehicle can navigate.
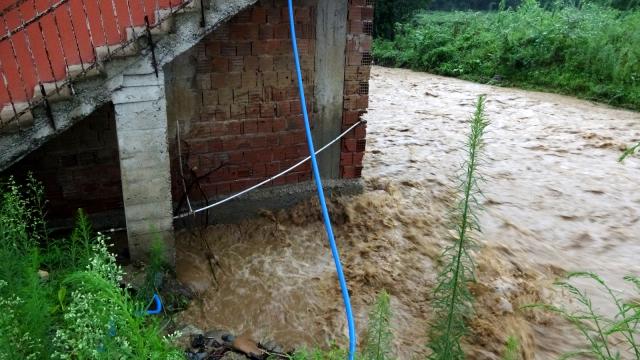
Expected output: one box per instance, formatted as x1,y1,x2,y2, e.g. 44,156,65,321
373,0,640,110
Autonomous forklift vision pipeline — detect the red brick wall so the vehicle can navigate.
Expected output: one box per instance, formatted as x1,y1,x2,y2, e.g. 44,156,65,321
4,104,123,220
341,0,372,180
170,0,317,203
171,0,373,205
2,0,373,223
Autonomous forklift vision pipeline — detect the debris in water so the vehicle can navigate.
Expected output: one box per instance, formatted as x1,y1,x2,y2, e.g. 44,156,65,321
181,328,286,360
231,334,265,358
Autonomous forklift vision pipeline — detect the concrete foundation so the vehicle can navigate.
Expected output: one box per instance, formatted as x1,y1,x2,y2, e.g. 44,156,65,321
112,59,175,265
175,178,363,227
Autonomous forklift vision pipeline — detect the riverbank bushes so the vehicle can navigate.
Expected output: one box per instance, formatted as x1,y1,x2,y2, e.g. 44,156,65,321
0,177,181,359
373,0,640,110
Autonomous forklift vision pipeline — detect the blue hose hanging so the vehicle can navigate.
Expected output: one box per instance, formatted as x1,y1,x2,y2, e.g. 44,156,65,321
286,2,356,359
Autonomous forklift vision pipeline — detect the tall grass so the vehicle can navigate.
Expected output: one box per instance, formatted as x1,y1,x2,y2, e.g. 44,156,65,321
525,272,640,359
373,1,640,109
363,291,394,360
0,177,53,358
0,177,181,359
427,96,488,359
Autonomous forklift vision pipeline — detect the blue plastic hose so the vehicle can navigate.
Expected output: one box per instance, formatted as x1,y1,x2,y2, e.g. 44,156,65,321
146,293,163,315
286,2,356,359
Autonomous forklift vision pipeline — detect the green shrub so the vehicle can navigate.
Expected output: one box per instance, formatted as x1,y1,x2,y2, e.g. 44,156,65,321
0,177,53,358
373,2,640,110
425,0,639,11
139,238,170,302
43,209,95,273
52,237,181,359
0,177,180,359
0,281,43,360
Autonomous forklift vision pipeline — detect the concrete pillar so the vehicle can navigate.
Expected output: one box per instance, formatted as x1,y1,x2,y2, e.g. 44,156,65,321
112,59,175,266
313,0,348,179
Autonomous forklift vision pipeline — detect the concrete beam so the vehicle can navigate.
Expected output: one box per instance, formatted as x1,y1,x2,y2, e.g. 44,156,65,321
313,0,348,179
112,60,175,266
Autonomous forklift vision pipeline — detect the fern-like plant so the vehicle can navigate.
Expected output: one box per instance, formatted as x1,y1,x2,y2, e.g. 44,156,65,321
427,96,489,360
363,290,394,360
525,272,640,359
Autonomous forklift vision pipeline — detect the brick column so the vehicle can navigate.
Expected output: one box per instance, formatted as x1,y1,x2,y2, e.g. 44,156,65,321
112,60,175,266
340,0,373,180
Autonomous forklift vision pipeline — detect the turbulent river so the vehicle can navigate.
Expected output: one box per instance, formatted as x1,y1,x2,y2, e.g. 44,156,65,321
176,66,640,359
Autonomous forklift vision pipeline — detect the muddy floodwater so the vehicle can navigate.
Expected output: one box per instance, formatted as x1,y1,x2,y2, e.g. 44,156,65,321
177,66,640,359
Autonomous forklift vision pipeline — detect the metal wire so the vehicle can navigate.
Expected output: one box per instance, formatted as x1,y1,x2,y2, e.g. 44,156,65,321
65,0,85,71
108,0,123,41
0,0,195,128
95,0,112,56
174,119,366,219
15,7,45,96
0,0,30,18
0,0,69,42
47,0,71,75
0,59,19,117
0,17,31,103
176,120,194,213
78,0,98,60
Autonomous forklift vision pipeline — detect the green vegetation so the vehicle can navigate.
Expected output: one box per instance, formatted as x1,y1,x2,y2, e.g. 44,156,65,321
525,272,640,359
373,1,640,110
427,96,488,359
0,177,181,359
428,0,639,11
362,291,394,360
501,336,521,360
620,141,640,161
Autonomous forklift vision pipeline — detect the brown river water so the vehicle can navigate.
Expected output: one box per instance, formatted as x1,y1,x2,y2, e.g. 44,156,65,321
176,66,640,359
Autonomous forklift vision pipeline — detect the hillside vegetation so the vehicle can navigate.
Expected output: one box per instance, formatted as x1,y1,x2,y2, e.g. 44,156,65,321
374,0,640,110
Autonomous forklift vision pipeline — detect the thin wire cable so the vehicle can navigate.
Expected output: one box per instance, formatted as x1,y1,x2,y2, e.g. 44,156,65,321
287,1,356,359
176,120,193,213
174,119,364,219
